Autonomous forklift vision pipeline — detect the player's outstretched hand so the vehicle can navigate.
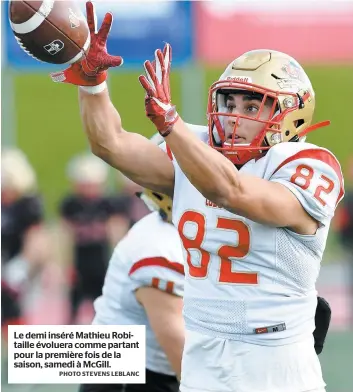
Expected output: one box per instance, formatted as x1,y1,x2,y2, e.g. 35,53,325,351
139,43,179,137
50,1,123,88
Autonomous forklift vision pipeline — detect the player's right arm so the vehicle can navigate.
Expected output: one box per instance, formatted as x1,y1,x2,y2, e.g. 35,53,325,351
51,1,174,196
79,88,174,195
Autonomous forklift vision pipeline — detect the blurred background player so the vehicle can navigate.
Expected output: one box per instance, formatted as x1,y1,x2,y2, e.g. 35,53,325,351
334,156,353,325
1,148,49,330
59,153,123,324
80,188,184,392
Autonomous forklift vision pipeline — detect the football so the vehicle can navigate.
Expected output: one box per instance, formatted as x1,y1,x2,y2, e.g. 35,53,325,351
9,0,90,64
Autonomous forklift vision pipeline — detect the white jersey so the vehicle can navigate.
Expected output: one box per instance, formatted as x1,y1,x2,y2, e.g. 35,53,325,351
168,124,344,346
93,212,185,375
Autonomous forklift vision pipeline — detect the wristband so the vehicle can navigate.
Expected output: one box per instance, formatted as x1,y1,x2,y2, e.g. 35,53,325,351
80,81,107,95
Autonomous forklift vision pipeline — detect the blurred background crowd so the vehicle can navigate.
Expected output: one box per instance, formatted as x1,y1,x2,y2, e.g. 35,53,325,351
1,1,353,391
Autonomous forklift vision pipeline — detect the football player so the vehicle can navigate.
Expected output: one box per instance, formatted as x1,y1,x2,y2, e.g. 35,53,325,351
59,153,120,325
51,3,341,391
79,188,185,392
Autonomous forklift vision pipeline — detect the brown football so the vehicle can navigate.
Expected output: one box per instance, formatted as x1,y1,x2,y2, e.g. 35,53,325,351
9,0,90,64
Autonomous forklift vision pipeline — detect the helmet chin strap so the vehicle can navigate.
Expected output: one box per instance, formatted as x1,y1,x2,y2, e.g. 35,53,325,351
298,120,331,138
213,126,221,144
212,117,224,144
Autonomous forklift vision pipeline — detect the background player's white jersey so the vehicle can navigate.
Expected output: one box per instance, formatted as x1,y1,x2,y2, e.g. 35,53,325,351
93,212,185,375
170,124,344,345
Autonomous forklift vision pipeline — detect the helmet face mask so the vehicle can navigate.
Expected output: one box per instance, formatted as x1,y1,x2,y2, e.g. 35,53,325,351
207,50,324,166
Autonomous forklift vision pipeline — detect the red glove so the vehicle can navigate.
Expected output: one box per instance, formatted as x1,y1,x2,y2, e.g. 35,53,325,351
50,1,123,90
138,44,179,136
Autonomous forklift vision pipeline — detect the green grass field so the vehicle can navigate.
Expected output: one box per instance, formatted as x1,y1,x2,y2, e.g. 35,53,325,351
6,64,353,218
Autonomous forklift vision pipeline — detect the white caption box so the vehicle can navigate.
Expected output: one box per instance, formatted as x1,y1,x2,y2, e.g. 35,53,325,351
8,325,146,384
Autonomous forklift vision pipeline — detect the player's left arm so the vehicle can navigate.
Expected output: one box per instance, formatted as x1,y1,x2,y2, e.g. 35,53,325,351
166,127,344,233
166,125,311,231
139,44,344,234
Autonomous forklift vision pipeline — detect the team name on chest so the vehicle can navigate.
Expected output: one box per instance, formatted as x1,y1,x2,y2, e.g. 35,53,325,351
205,199,222,209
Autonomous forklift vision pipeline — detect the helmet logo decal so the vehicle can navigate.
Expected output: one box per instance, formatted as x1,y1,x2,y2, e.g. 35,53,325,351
277,79,301,91
281,61,306,83
226,76,253,83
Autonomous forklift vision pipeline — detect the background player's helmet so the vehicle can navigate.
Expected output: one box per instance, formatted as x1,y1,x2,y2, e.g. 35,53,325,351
1,147,37,196
137,189,173,223
207,49,330,165
67,153,108,184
